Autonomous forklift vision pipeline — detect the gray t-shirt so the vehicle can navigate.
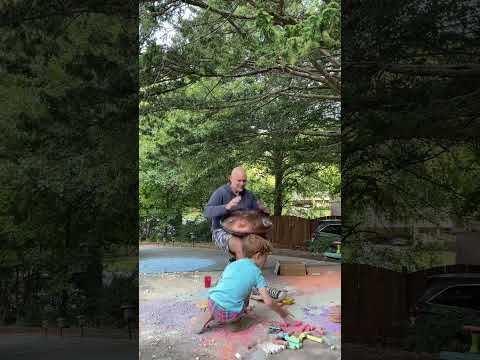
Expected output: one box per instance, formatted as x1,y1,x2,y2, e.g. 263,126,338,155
203,184,258,230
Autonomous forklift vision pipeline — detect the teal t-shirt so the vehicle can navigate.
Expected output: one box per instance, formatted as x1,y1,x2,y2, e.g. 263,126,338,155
208,258,268,313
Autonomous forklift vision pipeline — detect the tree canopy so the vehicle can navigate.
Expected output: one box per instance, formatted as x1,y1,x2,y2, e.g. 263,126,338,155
342,0,480,266
0,1,138,325
139,0,341,237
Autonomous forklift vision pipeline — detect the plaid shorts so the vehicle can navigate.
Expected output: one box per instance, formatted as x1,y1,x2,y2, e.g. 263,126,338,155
212,228,233,254
207,298,246,322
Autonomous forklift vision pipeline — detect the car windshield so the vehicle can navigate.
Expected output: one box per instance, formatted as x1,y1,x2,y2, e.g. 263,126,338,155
429,285,480,311
316,223,341,235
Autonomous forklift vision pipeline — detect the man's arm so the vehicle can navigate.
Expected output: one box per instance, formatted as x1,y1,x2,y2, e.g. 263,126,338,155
203,189,228,219
247,192,259,210
250,192,269,213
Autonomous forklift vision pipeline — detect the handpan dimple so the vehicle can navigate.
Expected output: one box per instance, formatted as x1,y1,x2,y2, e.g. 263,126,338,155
221,210,272,236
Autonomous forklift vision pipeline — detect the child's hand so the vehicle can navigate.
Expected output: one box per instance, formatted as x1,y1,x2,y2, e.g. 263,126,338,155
258,288,294,321
283,312,295,323
280,308,295,323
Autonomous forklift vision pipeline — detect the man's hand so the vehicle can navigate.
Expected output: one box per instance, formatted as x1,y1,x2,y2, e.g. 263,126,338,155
226,195,241,210
257,200,269,214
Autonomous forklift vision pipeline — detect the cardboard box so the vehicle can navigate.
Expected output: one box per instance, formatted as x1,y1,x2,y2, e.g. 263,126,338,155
275,261,307,276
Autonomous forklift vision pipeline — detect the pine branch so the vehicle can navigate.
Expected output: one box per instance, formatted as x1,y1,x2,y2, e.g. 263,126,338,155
182,0,256,21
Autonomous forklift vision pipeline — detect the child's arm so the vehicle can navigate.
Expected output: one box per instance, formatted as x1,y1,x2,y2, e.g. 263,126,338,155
258,287,295,322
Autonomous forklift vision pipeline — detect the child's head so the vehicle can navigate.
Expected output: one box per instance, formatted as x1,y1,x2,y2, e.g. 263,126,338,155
243,234,273,268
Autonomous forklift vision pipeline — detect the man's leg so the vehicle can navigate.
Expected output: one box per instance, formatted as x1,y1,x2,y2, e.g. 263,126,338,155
212,229,244,260
212,229,233,255
227,236,245,259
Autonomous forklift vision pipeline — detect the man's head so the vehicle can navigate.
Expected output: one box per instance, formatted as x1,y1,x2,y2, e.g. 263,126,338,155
243,234,273,268
229,166,247,194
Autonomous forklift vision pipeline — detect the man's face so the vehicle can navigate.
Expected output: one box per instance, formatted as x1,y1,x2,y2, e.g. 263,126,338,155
230,171,247,194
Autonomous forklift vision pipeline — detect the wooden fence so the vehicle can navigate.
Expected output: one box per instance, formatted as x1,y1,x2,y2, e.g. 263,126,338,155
343,264,408,342
267,215,340,249
343,263,480,343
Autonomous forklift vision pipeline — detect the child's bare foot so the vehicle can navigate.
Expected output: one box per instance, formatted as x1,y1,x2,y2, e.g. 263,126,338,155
227,319,243,332
193,311,214,334
227,317,255,332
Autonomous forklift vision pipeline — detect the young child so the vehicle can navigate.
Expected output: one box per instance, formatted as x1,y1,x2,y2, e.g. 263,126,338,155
194,234,294,334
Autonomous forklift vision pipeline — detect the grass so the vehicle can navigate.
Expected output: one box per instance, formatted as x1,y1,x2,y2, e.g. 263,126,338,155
439,251,456,265
103,256,138,272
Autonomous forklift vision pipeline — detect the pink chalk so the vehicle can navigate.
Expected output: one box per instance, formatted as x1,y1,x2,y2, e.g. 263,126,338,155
294,321,302,326
302,324,316,332
313,328,326,336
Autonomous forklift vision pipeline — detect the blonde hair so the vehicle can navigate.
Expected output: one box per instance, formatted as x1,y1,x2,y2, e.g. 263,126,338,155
242,234,273,258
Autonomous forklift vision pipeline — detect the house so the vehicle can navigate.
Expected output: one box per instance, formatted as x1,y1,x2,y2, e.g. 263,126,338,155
290,192,341,216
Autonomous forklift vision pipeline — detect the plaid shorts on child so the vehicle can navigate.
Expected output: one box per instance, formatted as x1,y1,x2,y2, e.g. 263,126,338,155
208,298,247,322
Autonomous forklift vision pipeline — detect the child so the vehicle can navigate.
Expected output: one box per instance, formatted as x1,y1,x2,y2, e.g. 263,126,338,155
194,234,294,334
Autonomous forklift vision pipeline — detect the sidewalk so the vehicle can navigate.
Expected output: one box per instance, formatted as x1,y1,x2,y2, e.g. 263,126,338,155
0,333,137,360
0,326,134,339
141,241,327,261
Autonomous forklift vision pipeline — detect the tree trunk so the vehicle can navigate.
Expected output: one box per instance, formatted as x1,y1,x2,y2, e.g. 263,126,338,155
65,206,71,248
273,152,285,216
84,220,104,319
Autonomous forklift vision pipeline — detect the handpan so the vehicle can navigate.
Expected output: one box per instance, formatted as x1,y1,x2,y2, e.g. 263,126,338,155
221,209,273,236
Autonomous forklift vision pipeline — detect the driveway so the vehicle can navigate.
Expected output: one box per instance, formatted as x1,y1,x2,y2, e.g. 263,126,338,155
140,246,341,360
140,245,334,273
0,335,137,360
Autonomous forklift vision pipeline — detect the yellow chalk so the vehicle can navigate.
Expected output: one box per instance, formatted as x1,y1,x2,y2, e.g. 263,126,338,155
306,334,324,343
282,297,295,305
196,299,208,311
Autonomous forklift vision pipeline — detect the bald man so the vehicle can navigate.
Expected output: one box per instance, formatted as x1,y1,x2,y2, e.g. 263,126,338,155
204,167,267,258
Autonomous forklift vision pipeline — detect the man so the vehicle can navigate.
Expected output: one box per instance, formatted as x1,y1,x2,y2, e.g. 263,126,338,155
204,167,267,258
204,167,286,301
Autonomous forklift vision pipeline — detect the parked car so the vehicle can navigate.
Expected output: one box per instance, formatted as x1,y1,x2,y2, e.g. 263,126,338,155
308,219,342,260
414,273,480,314
410,273,480,352
313,219,342,236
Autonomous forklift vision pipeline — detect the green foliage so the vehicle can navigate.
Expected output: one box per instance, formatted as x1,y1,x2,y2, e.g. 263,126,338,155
343,241,445,272
102,274,138,328
0,2,137,325
406,312,471,353
309,232,340,254
341,1,480,276
176,219,212,243
343,0,480,230
139,0,341,233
